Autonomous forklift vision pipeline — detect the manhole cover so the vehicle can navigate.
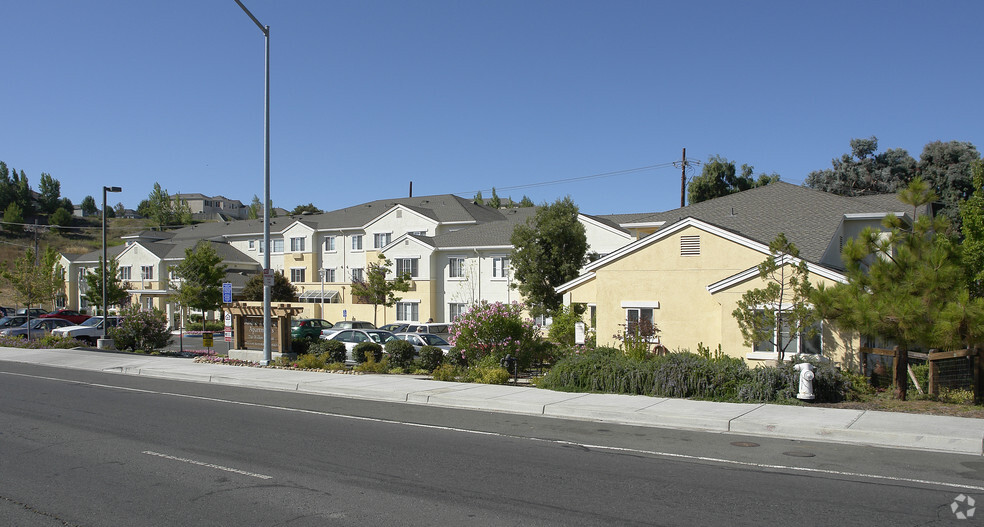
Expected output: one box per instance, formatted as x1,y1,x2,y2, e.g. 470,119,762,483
783,451,816,458
730,441,760,447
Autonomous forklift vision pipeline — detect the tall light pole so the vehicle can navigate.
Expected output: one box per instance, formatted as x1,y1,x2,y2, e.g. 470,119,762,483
100,186,122,349
234,0,272,364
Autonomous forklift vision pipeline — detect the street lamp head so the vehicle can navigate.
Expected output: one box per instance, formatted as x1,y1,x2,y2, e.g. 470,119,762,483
104,186,122,193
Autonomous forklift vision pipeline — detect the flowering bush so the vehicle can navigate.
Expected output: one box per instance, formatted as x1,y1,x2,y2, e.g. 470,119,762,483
448,301,539,367
109,305,172,352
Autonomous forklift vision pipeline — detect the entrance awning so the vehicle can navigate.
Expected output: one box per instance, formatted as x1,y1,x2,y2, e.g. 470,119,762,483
298,289,339,301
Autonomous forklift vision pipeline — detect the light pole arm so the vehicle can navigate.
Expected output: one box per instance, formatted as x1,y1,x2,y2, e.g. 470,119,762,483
234,0,268,35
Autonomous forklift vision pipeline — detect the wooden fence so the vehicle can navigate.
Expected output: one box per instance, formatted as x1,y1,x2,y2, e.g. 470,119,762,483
860,346,984,401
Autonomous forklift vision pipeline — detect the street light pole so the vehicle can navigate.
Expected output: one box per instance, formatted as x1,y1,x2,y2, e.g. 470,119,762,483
100,186,122,349
234,0,272,364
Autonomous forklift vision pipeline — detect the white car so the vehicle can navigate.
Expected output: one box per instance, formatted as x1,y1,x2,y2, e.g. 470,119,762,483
320,329,396,363
51,316,121,345
392,332,452,355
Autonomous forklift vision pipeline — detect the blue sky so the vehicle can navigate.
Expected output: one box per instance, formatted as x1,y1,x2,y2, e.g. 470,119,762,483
3,1,982,216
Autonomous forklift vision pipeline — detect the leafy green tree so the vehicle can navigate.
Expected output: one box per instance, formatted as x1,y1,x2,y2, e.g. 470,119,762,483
38,172,61,214
814,178,984,400
473,191,484,206
3,202,24,233
82,258,131,314
1,247,65,312
918,140,981,234
169,241,227,331
962,161,984,297
805,136,917,196
11,168,34,216
488,188,501,209
290,203,323,215
112,202,125,218
136,199,151,218
687,156,779,204
350,254,411,326
49,207,73,231
733,233,819,362
239,271,297,302
518,195,535,207
247,195,261,220
0,161,11,212
81,195,98,216
510,196,587,317
147,183,176,228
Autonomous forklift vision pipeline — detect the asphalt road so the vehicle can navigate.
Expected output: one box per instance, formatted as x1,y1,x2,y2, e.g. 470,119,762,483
0,361,981,526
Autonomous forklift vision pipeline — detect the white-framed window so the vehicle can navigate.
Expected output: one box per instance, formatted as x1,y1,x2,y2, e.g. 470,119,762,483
492,256,509,279
248,240,255,250
140,266,154,280
752,311,822,355
143,296,154,310
396,301,419,322
396,258,418,278
351,268,364,282
259,240,264,253
449,303,467,320
448,257,466,279
373,232,392,249
625,308,655,337
272,238,285,253
290,268,306,283
324,236,335,252
351,235,363,251
321,268,335,282
120,266,132,280
408,230,426,236
290,237,305,252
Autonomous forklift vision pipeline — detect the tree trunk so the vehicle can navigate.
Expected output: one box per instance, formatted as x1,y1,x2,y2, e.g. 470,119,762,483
894,346,909,401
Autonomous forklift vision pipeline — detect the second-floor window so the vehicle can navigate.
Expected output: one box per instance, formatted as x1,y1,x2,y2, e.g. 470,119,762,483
351,268,364,282
396,258,418,278
321,268,335,282
290,268,305,283
324,236,335,252
141,266,154,280
272,239,284,253
492,257,509,278
290,237,305,252
373,232,392,249
449,257,465,278
351,235,363,251
120,266,132,280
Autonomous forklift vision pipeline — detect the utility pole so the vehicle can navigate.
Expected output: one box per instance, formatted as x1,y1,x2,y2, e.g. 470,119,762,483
680,148,687,208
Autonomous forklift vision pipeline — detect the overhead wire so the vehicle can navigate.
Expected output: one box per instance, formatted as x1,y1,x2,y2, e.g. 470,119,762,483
452,161,679,197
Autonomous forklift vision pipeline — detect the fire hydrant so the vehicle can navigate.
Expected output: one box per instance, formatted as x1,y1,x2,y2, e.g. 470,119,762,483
794,363,815,401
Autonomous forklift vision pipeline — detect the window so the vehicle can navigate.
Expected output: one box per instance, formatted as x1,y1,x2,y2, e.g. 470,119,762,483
272,238,284,253
259,240,264,253
449,257,465,278
396,302,419,322
248,240,255,250
140,266,154,280
143,296,154,310
324,236,335,252
373,232,392,249
408,230,426,236
120,266,132,280
492,257,509,278
680,235,700,256
321,268,335,282
396,258,418,278
753,311,823,355
625,308,656,338
290,237,305,252
290,268,306,282
351,235,363,251
351,268,364,282
449,303,467,320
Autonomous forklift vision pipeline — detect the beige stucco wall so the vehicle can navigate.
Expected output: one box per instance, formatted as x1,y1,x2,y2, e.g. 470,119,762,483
565,224,860,369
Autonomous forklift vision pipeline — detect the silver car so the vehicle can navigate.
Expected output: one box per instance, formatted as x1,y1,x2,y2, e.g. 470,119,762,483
51,316,121,345
320,328,395,363
1,318,72,338
393,332,452,355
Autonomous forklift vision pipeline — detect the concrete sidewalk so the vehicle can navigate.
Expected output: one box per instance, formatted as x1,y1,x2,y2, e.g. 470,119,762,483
3,346,983,456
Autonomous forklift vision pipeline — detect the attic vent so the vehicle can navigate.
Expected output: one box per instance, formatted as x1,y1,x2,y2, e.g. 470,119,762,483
396,210,402,218
680,235,700,256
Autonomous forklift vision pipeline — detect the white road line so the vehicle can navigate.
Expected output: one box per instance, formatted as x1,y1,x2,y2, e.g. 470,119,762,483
142,451,272,480
6,370,984,492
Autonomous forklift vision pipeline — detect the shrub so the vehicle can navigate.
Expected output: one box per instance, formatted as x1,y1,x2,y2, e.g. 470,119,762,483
385,339,416,371
418,345,445,372
294,353,326,369
310,339,347,364
352,341,382,364
432,363,461,381
462,355,511,384
449,301,539,368
547,305,585,346
109,306,171,352
354,353,388,373
291,338,311,355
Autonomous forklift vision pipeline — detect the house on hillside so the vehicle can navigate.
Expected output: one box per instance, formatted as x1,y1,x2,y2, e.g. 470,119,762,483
557,182,930,369
171,193,248,221
59,194,637,329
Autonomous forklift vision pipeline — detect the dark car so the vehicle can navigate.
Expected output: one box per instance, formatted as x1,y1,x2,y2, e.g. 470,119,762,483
41,309,92,325
331,320,376,330
0,315,27,329
15,308,47,318
0,318,72,338
291,318,333,340
379,323,410,333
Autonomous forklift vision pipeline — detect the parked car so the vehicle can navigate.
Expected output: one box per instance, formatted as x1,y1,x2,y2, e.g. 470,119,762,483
320,328,395,362
393,332,453,355
51,316,121,345
0,316,27,329
0,306,11,317
331,320,376,330
0,318,72,338
291,318,333,340
15,308,47,318
405,322,452,338
379,323,410,333
40,309,92,325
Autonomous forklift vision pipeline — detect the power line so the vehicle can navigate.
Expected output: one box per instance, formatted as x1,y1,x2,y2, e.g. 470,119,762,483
452,161,679,197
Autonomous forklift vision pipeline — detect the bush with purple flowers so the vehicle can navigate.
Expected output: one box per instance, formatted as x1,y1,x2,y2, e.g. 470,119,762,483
448,301,539,368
